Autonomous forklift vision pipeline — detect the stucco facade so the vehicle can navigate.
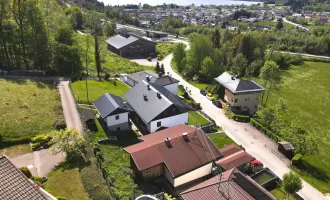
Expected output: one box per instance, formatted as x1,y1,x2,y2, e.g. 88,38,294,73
106,112,130,131
225,89,261,114
148,112,188,133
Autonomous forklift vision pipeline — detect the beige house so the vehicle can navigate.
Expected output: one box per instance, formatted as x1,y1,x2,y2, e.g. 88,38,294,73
215,72,265,114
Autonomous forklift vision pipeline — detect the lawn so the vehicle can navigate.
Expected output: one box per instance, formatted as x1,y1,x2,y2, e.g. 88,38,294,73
270,187,295,200
0,144,32,158
208,133,235,149
0,78,59,142
71,79,130,104
76,33,154,77
188,111,210,126
156,42,178,60
43,161,89,200
265,61,330,193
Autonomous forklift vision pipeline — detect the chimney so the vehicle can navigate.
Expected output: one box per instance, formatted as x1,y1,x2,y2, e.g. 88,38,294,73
147,84,151,90
143,94,148,101
165,137,171,147
156,92,162,99
182,132,189,141
146,75,150,82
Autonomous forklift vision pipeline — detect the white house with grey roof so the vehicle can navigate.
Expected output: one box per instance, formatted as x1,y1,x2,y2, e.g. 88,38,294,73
124,80,192,133
215,72,265,114
121,70,180,95
93,93,132,132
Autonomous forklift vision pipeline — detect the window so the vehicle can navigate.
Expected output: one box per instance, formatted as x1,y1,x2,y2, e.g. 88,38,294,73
115,115,119,120
116,127,120,131
255,105,258,108
157,121,161,127
243,106,248,110
234,99,238,103
145,168,151,173
245,97,249,102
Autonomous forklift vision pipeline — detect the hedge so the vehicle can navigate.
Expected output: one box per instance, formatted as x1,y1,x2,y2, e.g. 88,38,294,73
232,114,250,122
31,134,53,151
250,118,283,142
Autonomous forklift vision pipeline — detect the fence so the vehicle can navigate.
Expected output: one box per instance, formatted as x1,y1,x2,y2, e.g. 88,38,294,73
197,110,215,133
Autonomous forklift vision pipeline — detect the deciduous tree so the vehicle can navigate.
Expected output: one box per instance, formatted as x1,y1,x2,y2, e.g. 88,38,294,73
259,60,281,105
282,172,302,199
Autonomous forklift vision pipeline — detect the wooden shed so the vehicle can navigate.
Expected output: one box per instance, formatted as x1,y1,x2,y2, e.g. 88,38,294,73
82,109,96,131
278,141,295,159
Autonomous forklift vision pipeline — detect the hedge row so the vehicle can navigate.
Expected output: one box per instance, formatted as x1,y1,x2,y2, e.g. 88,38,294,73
250,118,283,142
302,56,330,63
31,134,53,151
53,92,66,130
232,114,250,122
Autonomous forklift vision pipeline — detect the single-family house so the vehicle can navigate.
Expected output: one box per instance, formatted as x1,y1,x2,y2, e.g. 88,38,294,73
216,144,255,171
179,167,276,200
120,70,180,95
105,32,156,58
0,155,51,200
124,125,223,188
124,81,191,133
94,93,132,132
215,72,265,114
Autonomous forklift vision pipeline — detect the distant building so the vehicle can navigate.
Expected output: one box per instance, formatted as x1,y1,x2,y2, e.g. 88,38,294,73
93,93,132,132
215,72,265,115
123,81,192,133
124,125,222,188
105,32,156,58
120,70,180,95
122,4,139,12
145,30,169,41
180,167,277,200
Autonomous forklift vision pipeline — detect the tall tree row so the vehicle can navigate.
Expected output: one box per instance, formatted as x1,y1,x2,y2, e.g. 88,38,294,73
0,0,83,77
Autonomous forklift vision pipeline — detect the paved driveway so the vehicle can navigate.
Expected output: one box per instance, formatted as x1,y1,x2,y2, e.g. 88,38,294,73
161,40,328,200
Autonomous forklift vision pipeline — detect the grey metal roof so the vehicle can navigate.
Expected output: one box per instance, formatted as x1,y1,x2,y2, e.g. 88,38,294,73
0,155,48,200
278,141,294,150
123,81,192,123
82,109,94,122
146,30,169,35
215,72,265,94
105,34,138,49
93,93,132,118
126,70,179,86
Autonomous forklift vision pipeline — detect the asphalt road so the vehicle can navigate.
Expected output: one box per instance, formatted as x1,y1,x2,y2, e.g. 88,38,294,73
160,40,329,200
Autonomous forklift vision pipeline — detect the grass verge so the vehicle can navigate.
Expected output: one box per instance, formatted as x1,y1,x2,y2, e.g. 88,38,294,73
71,79,130,104
0,144,32,158
188,111,209,126
208,133,235,149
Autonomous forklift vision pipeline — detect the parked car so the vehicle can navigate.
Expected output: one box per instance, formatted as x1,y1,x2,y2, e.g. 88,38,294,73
206,93,214,100
212,100,222,108
200,89,207,96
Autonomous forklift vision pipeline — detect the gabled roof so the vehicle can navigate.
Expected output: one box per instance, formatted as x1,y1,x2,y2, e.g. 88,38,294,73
93,93,132,118
216,150,255,170
278,141,294,150
82,109,94,122
123,81,191,123
215,72,265,94
0,155,48,200
180,168,276,200
124,125,222,178
126,70,179,86
105,34,139,49
219,144,243,157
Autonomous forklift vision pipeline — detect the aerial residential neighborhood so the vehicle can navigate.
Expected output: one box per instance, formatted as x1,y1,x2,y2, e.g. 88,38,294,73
0,0,330,200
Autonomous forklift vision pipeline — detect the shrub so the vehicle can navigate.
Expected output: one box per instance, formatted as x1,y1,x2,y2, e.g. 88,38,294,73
292,154,302,165
31,176,44,184
147,57,152,61
232,114,250,122
104,72,110,80
56,197,66,200
250,118,283,142
53,116,66,130
19,167,32,178
31,134,53,150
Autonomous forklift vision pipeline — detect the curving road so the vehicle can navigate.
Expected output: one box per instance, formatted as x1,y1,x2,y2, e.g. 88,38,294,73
160,39,328,200
282,17,309,31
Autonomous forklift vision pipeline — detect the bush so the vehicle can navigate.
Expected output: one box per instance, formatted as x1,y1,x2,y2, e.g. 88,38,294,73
104,72,110,80
250,118,283,142
31,176,44,184
292,154,302,165
19,167,32,178
53,116,66,130
31,134,53,150
53,91,66,130
232,114,250,122
147,57,152,61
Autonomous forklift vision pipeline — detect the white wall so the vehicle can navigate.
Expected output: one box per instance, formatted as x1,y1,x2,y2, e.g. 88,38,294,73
164,166,174,186
149,112,188,133
164,83,178,95
106,112,128,127
173,163,212,187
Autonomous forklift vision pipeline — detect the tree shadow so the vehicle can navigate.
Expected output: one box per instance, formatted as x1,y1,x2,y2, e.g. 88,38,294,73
1,77,54,89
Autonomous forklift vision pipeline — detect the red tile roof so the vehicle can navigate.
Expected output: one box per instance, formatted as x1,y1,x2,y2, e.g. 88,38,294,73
216,150,255,170
180,168,276,200
124,124,223,178
218,144,242,157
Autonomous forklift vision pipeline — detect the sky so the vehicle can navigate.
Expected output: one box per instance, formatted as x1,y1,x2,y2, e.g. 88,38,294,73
97,0,262,6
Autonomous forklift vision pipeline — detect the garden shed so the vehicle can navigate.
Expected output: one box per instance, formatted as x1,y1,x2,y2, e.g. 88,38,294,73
278,141,295,159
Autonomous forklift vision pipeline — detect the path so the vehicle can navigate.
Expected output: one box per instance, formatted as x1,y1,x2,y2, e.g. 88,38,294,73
10,80,84,176
160,40,328,200
275,50,330,59
282,17,309,31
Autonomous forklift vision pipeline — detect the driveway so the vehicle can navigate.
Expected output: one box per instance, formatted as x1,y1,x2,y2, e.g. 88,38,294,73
10,80,84,176
161,40,328,200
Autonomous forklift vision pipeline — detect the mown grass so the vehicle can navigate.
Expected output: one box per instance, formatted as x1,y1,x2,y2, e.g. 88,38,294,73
156,42,179,60
208,133,235,149
76,33,154,77
0,78,59,141
71,79,130,104
265,61,330,193
188,111,210,126
43,161,89,200
270,186,295,200
0,144,32,158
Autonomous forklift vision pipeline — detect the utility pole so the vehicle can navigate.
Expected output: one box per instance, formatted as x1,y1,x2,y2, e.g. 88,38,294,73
85,34,90,104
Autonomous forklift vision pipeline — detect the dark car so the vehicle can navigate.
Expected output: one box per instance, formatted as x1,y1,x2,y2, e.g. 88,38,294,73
200,89,207,96
212,100,222,108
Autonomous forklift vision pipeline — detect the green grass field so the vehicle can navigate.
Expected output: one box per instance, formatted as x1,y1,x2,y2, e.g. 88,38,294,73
156,42,177,60
43,162,89,200
76,33,154,77
188,111,210,126
208,133,235,149
0,144,32,158
71,79,130,104
0,78,59,141
265,61,330,193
